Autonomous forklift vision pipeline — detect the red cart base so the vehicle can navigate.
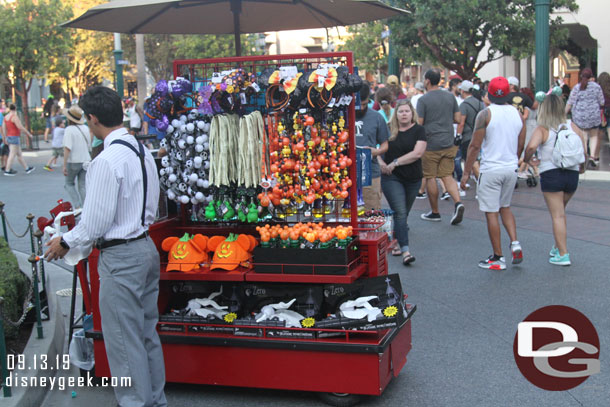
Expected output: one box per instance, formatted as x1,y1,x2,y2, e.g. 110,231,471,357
87,312,412,398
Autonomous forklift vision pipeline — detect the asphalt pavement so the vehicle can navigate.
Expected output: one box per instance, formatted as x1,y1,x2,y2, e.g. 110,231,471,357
2,142,609,407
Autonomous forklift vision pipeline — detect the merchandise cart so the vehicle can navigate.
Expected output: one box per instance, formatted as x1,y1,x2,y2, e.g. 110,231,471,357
78,52,414,406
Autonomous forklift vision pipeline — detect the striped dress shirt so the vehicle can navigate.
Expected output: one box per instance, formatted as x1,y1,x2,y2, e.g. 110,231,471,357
63,128,160,248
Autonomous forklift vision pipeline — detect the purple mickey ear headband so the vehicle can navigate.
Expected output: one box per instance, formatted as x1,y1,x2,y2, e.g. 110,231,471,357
535,86,562,103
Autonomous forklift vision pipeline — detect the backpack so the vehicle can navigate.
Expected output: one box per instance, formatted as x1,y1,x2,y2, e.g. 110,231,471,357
551,123,585,169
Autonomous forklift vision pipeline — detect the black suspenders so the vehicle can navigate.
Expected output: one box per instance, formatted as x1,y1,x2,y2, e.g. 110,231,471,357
110,139,148,226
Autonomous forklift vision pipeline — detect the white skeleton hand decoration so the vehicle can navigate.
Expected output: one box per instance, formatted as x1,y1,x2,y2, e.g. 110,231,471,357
339,296,382,322
255,298,305,328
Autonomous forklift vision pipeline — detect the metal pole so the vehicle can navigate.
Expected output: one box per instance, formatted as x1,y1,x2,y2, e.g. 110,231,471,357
231,0,242,56
0,202,8,244
114,33,125,98
535,0,550,92
0,297,11,397
68,265,79,346
26,214,35,254
33,230,46,294
28,254,43,339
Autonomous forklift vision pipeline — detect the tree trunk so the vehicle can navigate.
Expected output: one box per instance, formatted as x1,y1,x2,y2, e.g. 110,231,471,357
136,34,147,107
14,78,31,149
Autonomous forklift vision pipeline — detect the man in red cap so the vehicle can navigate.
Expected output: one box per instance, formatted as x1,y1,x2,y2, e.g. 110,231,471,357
460,76,526,270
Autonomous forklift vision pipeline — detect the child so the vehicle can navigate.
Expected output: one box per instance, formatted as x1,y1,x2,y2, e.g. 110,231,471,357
44,116,65,171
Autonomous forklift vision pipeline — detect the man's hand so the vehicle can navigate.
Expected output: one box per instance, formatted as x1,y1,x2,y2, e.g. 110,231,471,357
44,236,69,261
380,162,392,175
63,166,68,176
460,174,470,191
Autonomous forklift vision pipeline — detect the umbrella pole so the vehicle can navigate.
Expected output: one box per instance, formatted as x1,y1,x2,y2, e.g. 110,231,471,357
231,0,242,56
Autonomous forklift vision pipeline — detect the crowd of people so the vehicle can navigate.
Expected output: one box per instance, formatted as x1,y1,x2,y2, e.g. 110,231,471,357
357,67,609,268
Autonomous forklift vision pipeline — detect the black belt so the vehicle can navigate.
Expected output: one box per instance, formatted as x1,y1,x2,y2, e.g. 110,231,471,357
95,231,149,250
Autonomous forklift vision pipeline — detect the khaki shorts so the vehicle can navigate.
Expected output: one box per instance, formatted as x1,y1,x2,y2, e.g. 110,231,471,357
422,146,458,179
362,177,382,211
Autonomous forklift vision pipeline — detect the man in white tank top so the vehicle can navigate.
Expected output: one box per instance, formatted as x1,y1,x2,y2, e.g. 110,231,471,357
460,76,526,270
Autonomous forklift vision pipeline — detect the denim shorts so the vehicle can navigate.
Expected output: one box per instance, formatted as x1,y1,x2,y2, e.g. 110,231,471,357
7,136,20,145
540,168,579,193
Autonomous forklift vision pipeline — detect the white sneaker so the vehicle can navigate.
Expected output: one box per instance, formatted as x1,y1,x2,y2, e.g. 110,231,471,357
510,241,523,264
458,188,466,197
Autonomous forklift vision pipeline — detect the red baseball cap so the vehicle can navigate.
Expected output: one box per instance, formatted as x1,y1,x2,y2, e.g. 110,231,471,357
487,76,510,104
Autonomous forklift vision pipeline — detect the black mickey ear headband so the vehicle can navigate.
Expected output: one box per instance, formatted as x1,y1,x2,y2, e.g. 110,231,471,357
265,84,290,111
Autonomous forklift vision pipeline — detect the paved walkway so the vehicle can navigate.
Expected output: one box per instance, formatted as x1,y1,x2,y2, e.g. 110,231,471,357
1,141,609,406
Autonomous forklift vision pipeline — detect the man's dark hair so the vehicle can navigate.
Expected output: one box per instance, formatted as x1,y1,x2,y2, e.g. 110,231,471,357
424,69,441,86
55,116,64,126
9,104,16,111
449,78,462,90
359,81,371,102
79,86,123,127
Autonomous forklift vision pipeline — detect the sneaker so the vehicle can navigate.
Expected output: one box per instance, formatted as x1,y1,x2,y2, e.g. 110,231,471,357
517,171,529,179
510,241,523,264
440,191,450,200
458,188,466,197
549,246,559,257
43,165,53,172
450,203,465,225
25,166,35,174
479,255,506,270
587,157,598,168
416,192,427,200
420,211,441,222
549,253,571,266
4,169,17,176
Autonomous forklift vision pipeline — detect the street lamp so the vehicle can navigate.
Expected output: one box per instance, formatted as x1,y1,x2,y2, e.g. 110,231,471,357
535,0,550,92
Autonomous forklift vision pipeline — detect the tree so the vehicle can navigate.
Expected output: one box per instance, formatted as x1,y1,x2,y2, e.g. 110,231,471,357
0,0,72,135
47,0,114,103
340,23,387,75
387,0,578,80
121,34,256,85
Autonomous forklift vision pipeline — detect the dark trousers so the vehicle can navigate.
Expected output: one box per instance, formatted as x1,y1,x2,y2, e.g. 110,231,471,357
381,174,421,252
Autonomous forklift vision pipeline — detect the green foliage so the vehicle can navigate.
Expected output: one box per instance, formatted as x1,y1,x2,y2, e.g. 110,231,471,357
340,23,386,73
387,0,578,79
121,34,256,83
47,0,114,99
28,109,45,134
0,0,73,129
0,238,30,339
0,0,72,84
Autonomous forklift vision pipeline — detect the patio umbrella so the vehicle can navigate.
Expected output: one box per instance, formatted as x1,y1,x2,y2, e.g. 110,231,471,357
62,0,407,55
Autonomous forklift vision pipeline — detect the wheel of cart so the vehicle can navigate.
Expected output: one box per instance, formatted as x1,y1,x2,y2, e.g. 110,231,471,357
318,392,362,406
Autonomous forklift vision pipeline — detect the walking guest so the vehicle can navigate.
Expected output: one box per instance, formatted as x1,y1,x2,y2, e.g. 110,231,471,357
2,104,35,176
410,82,425,111
596,72,610,155
0,106,7,171
523,92,586,266
507,77,536,120
45,86,166,407
456,80,485,183
62,106,91,209
44,116,65,171
42,95,55,143
460,76,526,270
355,82,389,210
565,68,604,168
375,87,395,123
127,98,144,136
379,99,427,265
417,69,465,224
